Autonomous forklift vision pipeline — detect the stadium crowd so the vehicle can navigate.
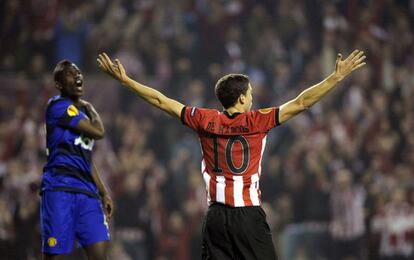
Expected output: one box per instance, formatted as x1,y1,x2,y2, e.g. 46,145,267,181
1,0,414,259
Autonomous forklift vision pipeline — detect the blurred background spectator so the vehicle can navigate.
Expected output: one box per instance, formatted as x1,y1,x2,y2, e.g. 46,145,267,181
0,0,413,259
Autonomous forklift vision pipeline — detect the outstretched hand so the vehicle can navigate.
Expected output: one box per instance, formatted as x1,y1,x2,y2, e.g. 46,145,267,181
97,53,127,83
334,50,366,81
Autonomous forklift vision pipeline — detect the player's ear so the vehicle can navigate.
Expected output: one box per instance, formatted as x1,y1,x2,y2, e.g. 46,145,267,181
239,94,246,104
55,81,63,90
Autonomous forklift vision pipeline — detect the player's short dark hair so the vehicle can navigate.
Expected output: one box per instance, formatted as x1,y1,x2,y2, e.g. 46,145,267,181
53,59,72,85
215,74,250,109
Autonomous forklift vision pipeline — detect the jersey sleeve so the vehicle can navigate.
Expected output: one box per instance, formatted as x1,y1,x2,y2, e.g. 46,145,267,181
180,106,206,131
252,107,280,132
46,100,87,128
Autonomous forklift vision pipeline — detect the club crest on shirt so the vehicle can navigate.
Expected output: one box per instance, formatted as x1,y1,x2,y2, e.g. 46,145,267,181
258,108,272,114
67,105,79,117
48,237,57,247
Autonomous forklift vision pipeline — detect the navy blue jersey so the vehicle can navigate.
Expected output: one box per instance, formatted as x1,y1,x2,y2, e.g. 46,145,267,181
41,95,98,197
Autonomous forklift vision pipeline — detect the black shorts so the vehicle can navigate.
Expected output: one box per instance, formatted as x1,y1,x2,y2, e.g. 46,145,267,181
202,203,278,260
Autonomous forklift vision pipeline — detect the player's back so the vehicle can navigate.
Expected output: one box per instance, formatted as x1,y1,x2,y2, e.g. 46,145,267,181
181,106,279,207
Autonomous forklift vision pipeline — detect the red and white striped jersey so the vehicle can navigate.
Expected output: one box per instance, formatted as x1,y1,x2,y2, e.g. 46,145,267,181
372,202,414,257
181,106,280,207
330,185,366,240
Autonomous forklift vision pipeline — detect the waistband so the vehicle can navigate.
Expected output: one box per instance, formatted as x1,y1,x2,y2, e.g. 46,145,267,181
209,202,262,210
40,187,100,199
48,165,94,184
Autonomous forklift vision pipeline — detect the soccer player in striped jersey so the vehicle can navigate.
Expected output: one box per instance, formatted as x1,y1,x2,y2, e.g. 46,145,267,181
41,60,112,260
98,50,366,259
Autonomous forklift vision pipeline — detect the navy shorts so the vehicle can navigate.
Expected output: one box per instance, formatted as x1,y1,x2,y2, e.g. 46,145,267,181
40,190,110,254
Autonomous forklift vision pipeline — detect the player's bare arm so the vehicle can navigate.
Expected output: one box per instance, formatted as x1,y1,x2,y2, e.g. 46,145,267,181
278,50,366,124
75,100,105,139
91,164,114,219
97,53,185,119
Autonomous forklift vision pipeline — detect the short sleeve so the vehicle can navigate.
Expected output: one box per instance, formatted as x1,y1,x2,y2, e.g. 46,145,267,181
252,107,280,132
181,106,205,131
46,100,87,128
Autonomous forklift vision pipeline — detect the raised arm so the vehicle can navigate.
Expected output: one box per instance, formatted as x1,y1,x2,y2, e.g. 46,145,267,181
278,50,366,124
97,53,184,119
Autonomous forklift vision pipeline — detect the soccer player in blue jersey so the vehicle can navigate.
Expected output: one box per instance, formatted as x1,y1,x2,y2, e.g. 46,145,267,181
40,60,113,260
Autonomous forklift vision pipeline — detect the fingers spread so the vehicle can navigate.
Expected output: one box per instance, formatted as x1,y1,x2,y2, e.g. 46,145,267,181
345,49,359,62
97,58,107,71
351,62,366,71
355,55,366,64
102,53,113,67
351,51,364,62
105,53,118,74
98,54,106,66
98,55,111,72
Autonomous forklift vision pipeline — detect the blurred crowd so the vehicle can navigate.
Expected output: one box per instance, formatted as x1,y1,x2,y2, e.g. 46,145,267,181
1,0,414,259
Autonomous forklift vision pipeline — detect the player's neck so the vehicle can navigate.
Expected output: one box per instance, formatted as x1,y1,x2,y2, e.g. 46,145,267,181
61,94,80,105
225,105,245,115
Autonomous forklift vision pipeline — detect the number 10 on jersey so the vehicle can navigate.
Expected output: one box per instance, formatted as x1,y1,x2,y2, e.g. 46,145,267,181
211,135,250,174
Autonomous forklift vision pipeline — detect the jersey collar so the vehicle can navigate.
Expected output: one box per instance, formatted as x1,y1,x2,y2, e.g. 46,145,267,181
223,110,241,119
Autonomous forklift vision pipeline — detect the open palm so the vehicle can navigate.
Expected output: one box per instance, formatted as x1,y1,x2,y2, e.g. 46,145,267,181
334,50,366,81
97,53,127,83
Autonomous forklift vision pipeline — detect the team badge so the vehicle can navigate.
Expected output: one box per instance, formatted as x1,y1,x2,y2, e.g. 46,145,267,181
67,105,79,117
47,237,57,247
258,108,272,114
